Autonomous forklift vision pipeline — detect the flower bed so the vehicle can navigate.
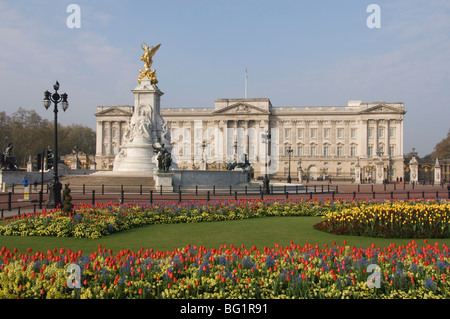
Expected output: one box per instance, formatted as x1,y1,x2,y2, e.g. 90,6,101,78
0,198,365,239
313,199,450,238
1,240,450,299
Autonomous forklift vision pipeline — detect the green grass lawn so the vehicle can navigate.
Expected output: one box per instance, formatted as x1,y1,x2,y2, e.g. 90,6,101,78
2,216,450,254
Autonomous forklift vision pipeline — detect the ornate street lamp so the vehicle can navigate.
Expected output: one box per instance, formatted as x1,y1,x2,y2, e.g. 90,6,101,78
201,140,207,170
286,146,293,183
43,81,69,208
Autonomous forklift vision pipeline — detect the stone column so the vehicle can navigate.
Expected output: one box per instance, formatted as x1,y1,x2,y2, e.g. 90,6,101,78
233,120,238,162
409,156,419,184
221,120,227,165
376,158,384,185
330,120,336,156
244,120,249,158
355,161,361,184
108,121,113,155
360,119,368,158
434,158,442,186
344,120,350,156
96,121,103,156
386,120,391,156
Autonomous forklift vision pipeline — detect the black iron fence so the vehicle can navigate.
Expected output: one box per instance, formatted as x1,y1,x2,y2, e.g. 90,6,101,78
1,183,449,219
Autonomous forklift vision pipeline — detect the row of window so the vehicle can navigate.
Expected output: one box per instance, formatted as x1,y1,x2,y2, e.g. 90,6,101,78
285,145,396,157
282,167,397,177
172,127,398,142
284,128,396,139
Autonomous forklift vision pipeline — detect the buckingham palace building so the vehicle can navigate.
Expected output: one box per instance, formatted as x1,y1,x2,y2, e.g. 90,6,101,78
95,98,406,182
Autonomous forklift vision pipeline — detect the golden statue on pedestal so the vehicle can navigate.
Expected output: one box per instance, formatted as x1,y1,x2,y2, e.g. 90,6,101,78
138,41,161,85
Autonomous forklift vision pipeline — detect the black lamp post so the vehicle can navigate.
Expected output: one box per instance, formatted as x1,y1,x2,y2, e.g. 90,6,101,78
262,130,271,194
286,146,293,183
201,140,207,170
43,81,69,208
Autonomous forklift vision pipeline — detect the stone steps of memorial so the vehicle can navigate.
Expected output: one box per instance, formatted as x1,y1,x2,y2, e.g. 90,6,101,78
59,172,155,187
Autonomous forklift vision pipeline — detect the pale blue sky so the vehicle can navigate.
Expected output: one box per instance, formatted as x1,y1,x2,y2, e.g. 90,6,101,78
0,0,449,156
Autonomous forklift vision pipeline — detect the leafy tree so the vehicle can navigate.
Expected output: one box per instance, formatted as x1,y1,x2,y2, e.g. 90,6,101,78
431,129,450,159
59,124,96,156
0,108,96,166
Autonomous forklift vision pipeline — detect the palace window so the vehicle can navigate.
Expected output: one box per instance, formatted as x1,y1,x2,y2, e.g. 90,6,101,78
185,145,192,157
323,146,329,157
389,145,395,157
284,129,291,139
184,128,191,140
195,128,202,139
389,128,395,138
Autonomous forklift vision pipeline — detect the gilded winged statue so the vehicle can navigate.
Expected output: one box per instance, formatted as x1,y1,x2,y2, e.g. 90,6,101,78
138,42,161,85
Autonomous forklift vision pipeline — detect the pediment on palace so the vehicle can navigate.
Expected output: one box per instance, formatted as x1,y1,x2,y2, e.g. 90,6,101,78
95,106,133,117
212,102,270,115
359,103,405,115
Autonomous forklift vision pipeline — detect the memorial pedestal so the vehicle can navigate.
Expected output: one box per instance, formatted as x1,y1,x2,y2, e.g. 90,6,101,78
154,171,174,192
113,78,174,174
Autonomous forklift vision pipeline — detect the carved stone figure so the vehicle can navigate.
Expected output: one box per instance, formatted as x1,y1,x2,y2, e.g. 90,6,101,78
153,143,172,171
0,142,20,170
123,107,152,143
226,153,253,172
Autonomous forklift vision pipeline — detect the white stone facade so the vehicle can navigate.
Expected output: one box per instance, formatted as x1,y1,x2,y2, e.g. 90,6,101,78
95,98,405,182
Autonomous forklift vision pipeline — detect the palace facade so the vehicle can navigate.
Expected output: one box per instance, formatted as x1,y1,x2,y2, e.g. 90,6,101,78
95,98,406,182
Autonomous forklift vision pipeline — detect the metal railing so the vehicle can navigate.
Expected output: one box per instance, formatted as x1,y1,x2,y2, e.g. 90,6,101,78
1,183,449,219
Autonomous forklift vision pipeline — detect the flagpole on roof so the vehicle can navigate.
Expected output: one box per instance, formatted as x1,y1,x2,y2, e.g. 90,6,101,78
245,66,248,99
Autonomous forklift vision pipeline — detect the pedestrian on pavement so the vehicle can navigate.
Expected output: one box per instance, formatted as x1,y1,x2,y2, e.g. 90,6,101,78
22,176,28,188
